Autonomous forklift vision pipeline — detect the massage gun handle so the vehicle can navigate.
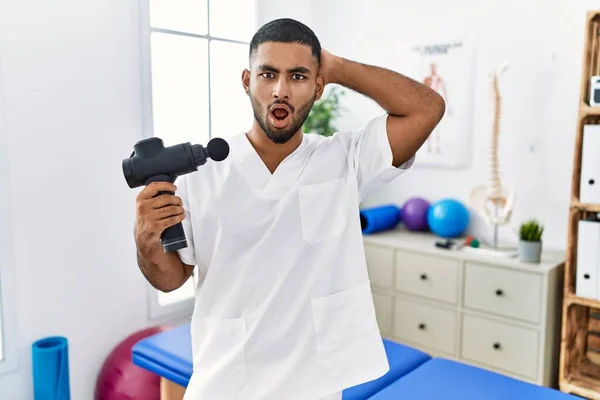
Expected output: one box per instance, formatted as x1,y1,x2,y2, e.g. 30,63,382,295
156,189,188,253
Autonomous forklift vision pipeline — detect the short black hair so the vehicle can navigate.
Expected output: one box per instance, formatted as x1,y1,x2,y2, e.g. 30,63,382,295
249,18,321,66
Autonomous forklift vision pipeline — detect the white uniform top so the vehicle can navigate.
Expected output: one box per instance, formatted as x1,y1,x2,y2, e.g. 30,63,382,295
176,114,414,400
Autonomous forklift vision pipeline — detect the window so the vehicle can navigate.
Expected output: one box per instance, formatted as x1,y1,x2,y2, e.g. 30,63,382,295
140,0,257,320
0,72,18,375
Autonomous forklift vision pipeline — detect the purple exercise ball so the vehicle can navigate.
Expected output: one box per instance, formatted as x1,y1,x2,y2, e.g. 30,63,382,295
401,197,431,231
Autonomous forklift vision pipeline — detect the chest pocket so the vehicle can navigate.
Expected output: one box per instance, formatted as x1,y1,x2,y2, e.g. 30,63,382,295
298,177,348,244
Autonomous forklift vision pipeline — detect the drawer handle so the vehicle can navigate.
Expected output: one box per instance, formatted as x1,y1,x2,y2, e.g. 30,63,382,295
418,323,426,330
495,289,504,296
493,342,501,350
420,274,428,281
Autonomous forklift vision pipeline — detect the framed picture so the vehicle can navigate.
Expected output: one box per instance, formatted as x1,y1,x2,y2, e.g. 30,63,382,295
395,38,476,168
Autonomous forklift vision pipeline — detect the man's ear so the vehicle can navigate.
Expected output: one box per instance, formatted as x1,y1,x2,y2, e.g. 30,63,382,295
242,69,250,95
315,74,325,101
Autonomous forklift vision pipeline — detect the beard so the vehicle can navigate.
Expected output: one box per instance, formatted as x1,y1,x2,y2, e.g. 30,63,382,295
250,92,316,144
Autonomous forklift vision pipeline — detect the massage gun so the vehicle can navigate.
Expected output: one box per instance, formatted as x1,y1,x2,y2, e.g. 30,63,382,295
122,136,229,252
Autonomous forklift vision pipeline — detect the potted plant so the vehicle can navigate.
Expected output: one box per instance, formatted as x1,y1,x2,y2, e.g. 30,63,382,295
518,218,544,263
302,86,346,136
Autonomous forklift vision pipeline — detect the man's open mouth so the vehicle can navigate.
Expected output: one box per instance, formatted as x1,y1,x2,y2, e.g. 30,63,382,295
269,105,292,128
271,106,290,121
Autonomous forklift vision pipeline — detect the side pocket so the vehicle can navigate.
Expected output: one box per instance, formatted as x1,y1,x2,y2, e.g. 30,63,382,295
311,280,381,365
189,316,248,394
298,178,347,244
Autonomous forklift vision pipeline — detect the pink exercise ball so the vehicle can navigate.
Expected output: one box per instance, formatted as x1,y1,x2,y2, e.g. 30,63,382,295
95,325,171,400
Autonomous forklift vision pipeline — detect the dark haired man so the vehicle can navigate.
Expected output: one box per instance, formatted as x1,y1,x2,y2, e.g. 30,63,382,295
134,18,445,400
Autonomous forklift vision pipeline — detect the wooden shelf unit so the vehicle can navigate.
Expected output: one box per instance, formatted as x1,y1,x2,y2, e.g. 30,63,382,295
559,10,600,399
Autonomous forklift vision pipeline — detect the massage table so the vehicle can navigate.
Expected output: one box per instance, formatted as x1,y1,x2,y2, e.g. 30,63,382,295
368,358,580,399
133,324,578,399
131,323,431,400
132,324,192,399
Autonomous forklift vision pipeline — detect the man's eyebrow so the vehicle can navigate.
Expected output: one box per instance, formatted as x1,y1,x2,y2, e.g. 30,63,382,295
258,64,279,73
288,66,311,74
257,65,311,74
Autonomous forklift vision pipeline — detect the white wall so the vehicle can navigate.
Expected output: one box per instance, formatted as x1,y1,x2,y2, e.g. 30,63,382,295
258,0,598,250
257,0,318,26
0,0,156,398
0,0,595,397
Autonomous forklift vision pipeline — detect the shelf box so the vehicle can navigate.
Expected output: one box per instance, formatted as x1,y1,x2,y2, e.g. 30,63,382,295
560,303,600,398
580,13,600,107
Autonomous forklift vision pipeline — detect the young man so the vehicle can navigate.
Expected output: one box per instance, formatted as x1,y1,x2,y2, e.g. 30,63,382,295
134,18,445,400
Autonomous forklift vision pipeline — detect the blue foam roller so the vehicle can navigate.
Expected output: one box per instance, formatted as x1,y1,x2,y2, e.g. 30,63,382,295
32,336,71,400
360,205,401,234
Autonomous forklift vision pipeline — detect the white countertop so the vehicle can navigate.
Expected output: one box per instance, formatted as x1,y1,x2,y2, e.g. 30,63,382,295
361,227,566,274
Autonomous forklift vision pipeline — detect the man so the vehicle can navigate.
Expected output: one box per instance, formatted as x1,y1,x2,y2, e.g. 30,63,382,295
134,18,444,400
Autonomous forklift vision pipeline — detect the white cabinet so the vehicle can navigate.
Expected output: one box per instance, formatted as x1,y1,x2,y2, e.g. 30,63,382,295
363,230,564,388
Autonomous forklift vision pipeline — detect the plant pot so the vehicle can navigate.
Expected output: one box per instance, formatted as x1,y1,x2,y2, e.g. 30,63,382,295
519,240,542,263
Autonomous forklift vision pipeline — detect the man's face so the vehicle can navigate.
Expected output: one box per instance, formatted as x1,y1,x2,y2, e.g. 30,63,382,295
242,42,324,144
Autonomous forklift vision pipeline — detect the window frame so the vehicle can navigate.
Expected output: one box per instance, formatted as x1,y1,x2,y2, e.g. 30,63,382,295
0,57,20,376
138,0,253,321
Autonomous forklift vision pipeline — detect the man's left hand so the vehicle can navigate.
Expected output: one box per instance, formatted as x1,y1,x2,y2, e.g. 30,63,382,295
318,49,341,86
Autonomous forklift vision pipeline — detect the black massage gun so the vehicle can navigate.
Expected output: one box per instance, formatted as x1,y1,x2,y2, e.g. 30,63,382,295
122,136,229,252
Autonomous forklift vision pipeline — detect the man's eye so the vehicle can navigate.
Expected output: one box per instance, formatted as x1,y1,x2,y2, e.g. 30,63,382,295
261,72,274,78
292,74,305,80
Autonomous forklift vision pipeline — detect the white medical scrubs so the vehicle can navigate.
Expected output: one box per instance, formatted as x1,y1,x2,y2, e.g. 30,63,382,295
176,114,414,400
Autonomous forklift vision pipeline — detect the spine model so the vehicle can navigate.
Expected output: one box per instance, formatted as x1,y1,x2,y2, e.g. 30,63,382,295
488,65,505,203
467,59,514,234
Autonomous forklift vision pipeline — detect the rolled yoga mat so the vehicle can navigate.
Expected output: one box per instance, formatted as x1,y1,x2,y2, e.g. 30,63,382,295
360,204,401,234
32,336,71,400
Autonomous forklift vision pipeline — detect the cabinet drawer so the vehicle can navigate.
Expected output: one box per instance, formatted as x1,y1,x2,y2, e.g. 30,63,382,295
393,298,457,355
395,251,460,304
464,263,542,323
461,314,539,380
372,292,393,336
365,244,394,289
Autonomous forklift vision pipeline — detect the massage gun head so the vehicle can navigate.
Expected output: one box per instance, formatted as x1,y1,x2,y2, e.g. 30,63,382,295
122,137,230,188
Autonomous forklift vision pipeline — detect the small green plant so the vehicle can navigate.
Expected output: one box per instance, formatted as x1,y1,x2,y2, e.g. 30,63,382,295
519,219,544,242
303,85,346,137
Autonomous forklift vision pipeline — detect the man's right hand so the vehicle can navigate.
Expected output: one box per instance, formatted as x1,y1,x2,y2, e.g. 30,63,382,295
134,181,185,248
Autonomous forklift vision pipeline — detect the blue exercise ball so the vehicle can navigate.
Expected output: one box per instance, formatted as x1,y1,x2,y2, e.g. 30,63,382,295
427,198,470,238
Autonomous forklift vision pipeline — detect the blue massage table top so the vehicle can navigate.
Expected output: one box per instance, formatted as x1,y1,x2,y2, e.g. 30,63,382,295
342,339,430,400
368,358,580,400
131,322,432,398
132,323,193,387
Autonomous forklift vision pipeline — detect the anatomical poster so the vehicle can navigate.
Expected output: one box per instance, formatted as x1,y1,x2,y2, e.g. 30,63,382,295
395,38,476,168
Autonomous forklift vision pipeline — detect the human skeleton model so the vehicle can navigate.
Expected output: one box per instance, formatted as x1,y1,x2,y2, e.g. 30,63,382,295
468,60,515,249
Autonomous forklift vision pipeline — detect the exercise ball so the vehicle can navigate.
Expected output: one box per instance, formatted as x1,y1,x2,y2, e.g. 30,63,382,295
95,325,171,400
427,198,470,238
400,197,430,231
